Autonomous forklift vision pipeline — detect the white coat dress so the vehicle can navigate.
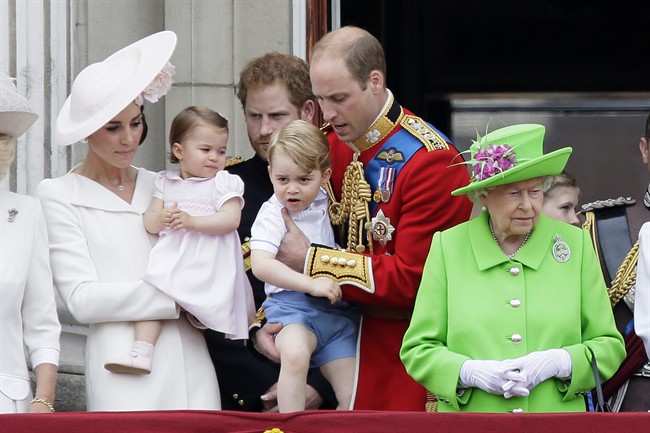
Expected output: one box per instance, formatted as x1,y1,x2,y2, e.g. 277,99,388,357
0,192,60,413
36,167,220,411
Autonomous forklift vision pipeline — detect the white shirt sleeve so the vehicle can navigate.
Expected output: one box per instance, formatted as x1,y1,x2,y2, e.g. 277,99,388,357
634,222,650,359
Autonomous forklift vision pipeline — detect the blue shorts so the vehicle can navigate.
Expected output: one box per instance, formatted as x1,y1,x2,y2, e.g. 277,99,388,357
263,291,360,367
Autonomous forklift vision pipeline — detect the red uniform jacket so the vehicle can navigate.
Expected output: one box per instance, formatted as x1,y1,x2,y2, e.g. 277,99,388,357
326,98,472,410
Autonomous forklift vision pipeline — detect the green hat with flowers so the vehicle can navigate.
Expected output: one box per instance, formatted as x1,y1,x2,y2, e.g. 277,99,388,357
451,124,572,196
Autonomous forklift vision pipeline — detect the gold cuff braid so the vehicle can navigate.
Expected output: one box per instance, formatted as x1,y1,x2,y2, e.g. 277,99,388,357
305,244,374,293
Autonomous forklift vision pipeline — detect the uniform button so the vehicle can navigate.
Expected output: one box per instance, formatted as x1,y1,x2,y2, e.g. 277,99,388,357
238,399,244,406
232,393,239,400
509,298,521,308
510,333,522,344
512,407,524,413
509,267,520,276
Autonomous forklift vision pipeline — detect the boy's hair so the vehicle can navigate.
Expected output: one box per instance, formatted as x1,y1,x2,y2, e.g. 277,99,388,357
645,113,650,140
268,120,330,174
236,52,314,112
168,106,228,163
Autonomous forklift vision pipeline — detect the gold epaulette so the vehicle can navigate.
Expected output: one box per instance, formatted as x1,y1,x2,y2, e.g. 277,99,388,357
304,244,374,293
400,114,449,151
578,196,635,214
227,156,245,167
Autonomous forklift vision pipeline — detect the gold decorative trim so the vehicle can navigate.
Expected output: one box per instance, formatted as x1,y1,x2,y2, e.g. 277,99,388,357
350,93,403,152
400,115,449,151
425,391,438,412
578,196,635,214
582,211,638,306
608,241,639,307
227,156,244,167
327,159,373,254
242,240,251,272
250,305,266,328
305,245,375,293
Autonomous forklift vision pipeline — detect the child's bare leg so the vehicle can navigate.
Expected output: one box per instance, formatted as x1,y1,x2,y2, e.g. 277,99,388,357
274,324,317,413
320,357,356,410
104,320,162,374
134,320,162,345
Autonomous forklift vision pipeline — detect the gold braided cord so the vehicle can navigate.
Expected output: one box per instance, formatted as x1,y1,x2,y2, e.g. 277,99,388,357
608,241,639,307
581,211,639,307
327,158,373,254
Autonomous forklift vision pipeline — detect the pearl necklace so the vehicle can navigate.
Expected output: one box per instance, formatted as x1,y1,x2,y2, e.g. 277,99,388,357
489,219,531,260
116,184,125,191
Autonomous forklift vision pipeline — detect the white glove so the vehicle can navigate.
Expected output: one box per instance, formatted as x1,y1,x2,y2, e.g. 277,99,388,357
502,369,530,398
503,349,572,396
459,359,524,395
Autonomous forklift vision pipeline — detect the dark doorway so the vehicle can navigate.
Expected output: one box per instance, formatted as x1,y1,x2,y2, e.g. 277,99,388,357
340,0,650,136
339,0,650,204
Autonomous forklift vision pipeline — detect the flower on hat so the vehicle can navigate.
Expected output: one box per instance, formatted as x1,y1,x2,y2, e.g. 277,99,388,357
452,130,527,183
471,143,516,181
136,61,175,105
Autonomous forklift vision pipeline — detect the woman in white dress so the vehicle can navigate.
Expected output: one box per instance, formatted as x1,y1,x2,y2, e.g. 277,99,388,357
36,31,220,411
0,77,60,414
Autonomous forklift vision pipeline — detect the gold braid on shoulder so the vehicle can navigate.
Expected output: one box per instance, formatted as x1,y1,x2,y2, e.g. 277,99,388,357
582,210,638,307
608,241,639,307
326,155,373,254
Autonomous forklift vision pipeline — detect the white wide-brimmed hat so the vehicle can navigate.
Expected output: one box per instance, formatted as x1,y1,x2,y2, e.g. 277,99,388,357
55,30,177,146
0,76,38,138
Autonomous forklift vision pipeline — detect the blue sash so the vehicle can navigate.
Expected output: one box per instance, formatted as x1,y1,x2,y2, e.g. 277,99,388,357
365,124,449,215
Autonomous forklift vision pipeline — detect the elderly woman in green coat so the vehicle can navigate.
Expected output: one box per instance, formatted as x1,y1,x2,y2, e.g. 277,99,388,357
400,124,625,413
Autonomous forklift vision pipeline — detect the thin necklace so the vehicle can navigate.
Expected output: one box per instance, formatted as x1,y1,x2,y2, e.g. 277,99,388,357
489,219,531,260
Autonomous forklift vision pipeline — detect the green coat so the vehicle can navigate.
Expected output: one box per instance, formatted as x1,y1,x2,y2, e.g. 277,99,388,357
400,212,625,413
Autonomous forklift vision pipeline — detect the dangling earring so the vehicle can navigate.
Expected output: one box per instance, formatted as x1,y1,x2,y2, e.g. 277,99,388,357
80,137,88,144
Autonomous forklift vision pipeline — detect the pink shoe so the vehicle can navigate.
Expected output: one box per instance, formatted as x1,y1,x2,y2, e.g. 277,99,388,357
104,341,154,374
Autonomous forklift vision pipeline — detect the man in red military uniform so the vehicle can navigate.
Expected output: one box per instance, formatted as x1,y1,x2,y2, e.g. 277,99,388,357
256,26,472,411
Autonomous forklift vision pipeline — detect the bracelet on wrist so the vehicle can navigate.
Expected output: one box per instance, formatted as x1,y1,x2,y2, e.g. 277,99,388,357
30,397,55,412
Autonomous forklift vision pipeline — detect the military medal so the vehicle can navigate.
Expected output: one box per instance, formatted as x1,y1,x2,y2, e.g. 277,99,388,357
368,210,395,246
552,235,570,262
374,166,395,203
